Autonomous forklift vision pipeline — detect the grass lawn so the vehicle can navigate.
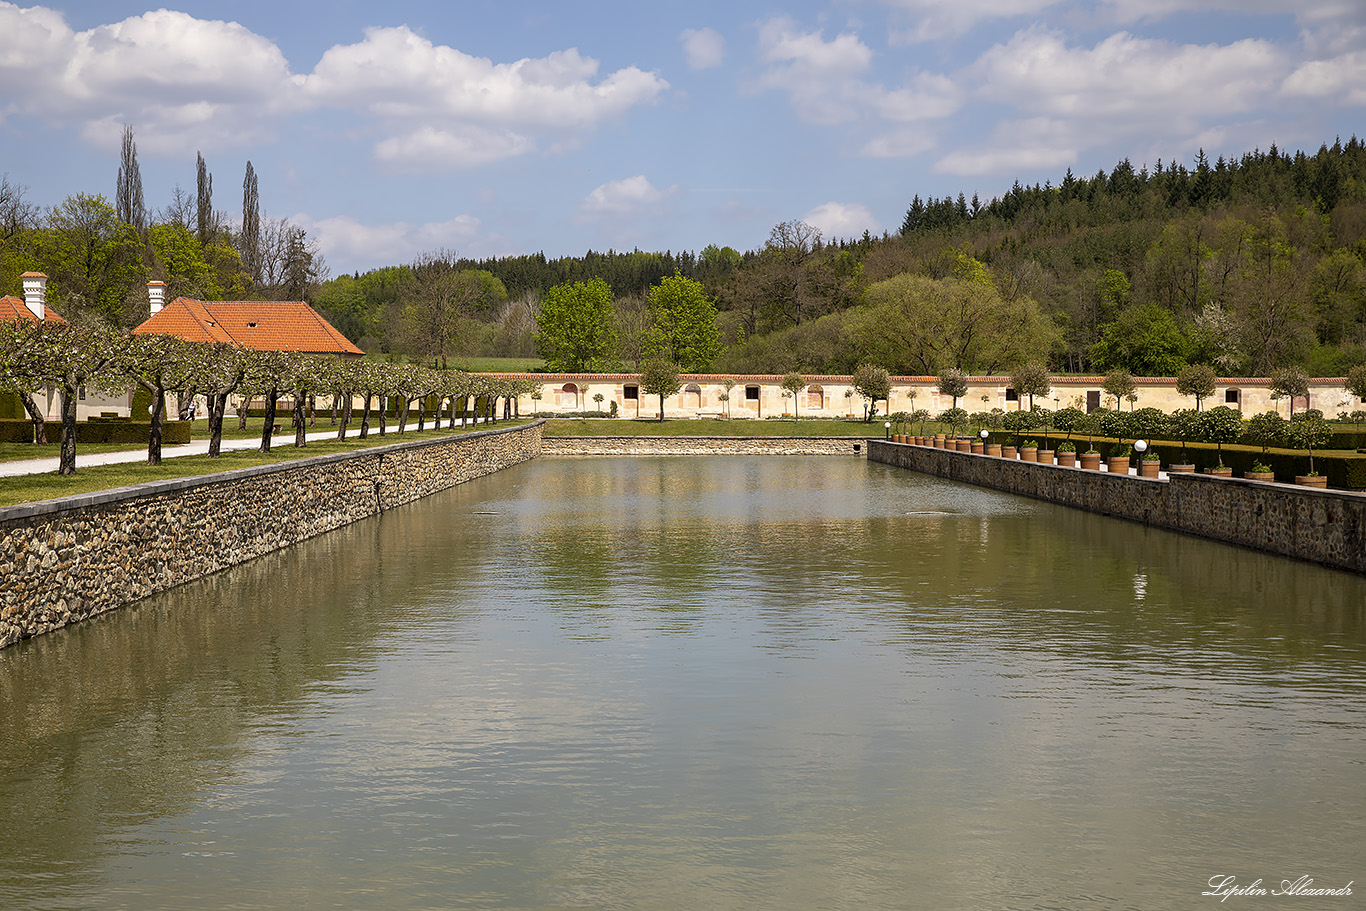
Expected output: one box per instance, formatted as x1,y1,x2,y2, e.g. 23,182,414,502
0,420,531,508
542,417,888,437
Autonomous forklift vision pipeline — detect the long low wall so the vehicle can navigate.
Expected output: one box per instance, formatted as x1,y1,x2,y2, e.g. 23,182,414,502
542,436,866,456
0,421,543,649
868,439,1366,574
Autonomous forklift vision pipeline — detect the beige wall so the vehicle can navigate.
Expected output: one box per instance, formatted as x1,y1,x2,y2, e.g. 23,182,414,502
504,374,1364,420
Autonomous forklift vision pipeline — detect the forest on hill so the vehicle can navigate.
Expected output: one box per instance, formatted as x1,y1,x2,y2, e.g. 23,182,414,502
3,132,1365,379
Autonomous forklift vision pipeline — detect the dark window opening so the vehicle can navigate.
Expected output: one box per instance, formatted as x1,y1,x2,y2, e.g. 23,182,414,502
1005,388,1018,402
745,386,760,400
1086,390,1101,412
1225,389,1241,404
623,385,638,400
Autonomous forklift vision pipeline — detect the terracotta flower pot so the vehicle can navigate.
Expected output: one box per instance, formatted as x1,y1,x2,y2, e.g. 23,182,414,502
1168,463,1196,473
986,444,1002,457
955,438,971,452
1139,459,1161,478
970,442,984,454
1080,453,1102,470
1244,471,1275,481
932,437,944,448
1037,449,1055,465
1002,445,1018,459
1204,467,1233,477
1057,451,1076,467
1296,475,1328,488
1020,447,1038,462
1108,457,1131,474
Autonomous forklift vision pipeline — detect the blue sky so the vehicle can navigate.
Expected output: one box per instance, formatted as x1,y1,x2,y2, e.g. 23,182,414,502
2,1,1363,276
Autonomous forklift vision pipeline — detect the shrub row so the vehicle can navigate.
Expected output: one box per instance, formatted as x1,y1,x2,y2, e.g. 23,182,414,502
0,419,192,445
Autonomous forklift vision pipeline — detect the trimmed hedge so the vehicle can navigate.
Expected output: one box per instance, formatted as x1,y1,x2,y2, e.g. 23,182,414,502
987,432,1366,489
0,419,192,445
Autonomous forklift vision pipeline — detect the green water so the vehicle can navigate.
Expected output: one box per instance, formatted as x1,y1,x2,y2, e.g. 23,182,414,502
2,456,1363,910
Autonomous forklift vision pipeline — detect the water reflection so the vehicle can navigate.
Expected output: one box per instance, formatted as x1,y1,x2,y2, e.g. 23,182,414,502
1,455,1363,910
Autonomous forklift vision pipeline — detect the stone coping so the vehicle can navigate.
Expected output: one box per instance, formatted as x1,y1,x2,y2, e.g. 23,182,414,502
0,420,545,523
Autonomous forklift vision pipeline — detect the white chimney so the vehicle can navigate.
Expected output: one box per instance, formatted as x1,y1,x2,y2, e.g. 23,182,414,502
148,280,167,315
21,272,46,320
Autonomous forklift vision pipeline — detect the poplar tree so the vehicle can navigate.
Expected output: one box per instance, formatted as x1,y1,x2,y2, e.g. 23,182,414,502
115,124,146,232
196,152,213,245
241,161,260,286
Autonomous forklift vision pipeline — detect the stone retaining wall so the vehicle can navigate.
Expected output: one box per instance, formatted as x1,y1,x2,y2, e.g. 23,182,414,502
542,436,865,456
868,440,1366,574
0,421,543,648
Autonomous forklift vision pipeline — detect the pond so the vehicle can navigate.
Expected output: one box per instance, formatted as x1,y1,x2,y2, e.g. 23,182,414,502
2,456,1363,910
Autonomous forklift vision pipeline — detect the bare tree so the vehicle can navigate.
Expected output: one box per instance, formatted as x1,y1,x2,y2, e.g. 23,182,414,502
0,173,38,240
115,124,146,231
156,184,195,233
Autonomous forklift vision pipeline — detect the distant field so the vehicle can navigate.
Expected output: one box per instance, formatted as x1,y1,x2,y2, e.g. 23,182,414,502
541,418,884,438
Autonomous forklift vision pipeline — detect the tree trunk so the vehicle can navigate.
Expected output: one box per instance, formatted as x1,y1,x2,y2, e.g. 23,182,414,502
417,396,426,432
331,393,339,426
208,393,227,458
398,397,410,434
58,385,78,475
147,384,165,465
337,391,352,441
308,394,316,428
259,389,278,453
294,389,307,447
378,395,388,436
359,391,372,439
20,391,47,444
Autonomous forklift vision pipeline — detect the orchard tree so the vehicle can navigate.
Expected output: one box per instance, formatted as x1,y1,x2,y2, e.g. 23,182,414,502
1010,362,1051,410
1103,368,1136,410
1270,366,1310,418
535,277,618,372
936,367,968,410
27,322,122,474
640,357,681,422
194,342,251,457
0,319,50,443
118,333,198,464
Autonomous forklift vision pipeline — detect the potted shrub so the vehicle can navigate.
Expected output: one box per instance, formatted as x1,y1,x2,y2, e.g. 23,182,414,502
1021,439,1039,462
1167,408,1198,472
1197,406,1242,476
1245,461,1275,482
1140,448,1161,478
1108,444,1132,474
1056,440,1077,467
1288,410,1332,488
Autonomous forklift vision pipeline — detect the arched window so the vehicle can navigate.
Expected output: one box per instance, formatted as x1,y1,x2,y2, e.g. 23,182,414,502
806,384,825,409
560,383,579,408
684,383,702,408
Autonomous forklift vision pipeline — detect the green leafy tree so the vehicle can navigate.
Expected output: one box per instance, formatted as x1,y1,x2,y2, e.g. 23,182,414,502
781,372,805,418
940,407,968,437
1010,361,1051,410
147,223,222,302
1197,405,1244,467
1269,365,1310,418
26,321,123,474
1090,302,1190,376
117,333,199,464
853,364,891,422
644,271,721,371
1344,364,1366,408
1102,368,1136,410
535,277,618,372
1242,411,1286,456
1052,406,1086,442
1288,410,1332,475
1176,363,1218,410
34,194,145,324
936,367,968,409
639,357,681,422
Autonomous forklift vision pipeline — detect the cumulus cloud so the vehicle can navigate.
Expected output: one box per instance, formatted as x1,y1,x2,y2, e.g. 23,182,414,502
877,0,1063,43
681,27,725,69
1283,52,1366,105
297,212,484,271
754,17,960,128
374,126,535,170
802,202,881,239
0,4,296,152
579,175,676,215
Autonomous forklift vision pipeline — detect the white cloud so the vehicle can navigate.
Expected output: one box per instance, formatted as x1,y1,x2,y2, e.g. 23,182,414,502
1283,52,1366,105
0,4,297,152
681,27,725,69
374,126,535,170
298,213,483,270
802,202,881,239
579,175,675,215
877,0,1063,43
754,17,960,130
934,119,1080,176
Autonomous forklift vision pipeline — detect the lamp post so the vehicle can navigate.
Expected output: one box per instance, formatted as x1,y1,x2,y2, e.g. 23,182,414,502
1133,439,1147,476
884,421,891,440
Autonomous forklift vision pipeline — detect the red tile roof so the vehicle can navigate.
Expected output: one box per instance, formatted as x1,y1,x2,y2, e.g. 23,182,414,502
133,298,363,355
0,296,67,324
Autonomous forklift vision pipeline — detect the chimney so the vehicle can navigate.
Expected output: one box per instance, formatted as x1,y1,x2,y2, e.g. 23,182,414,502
148,281,167,315
21,272,47,320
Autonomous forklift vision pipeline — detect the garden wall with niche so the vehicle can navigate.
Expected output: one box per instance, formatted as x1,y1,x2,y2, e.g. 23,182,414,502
0,421,543,649
869,439,1366,575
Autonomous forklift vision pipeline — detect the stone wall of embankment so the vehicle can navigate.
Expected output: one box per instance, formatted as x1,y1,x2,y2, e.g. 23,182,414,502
542,436,865,456
868,439,1366,574
0,421,543,648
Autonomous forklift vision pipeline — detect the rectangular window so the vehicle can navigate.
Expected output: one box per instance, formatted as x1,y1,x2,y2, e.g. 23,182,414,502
1086,390,1101,412
1005,388,1018,402
624,385,638,400
745,386,760,400
1225,390,1240,404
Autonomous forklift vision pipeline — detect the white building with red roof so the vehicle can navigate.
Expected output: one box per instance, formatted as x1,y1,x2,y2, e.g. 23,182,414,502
132,282,363,356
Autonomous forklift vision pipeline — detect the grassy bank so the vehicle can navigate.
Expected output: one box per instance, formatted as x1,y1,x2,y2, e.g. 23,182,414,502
0,421,531,508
